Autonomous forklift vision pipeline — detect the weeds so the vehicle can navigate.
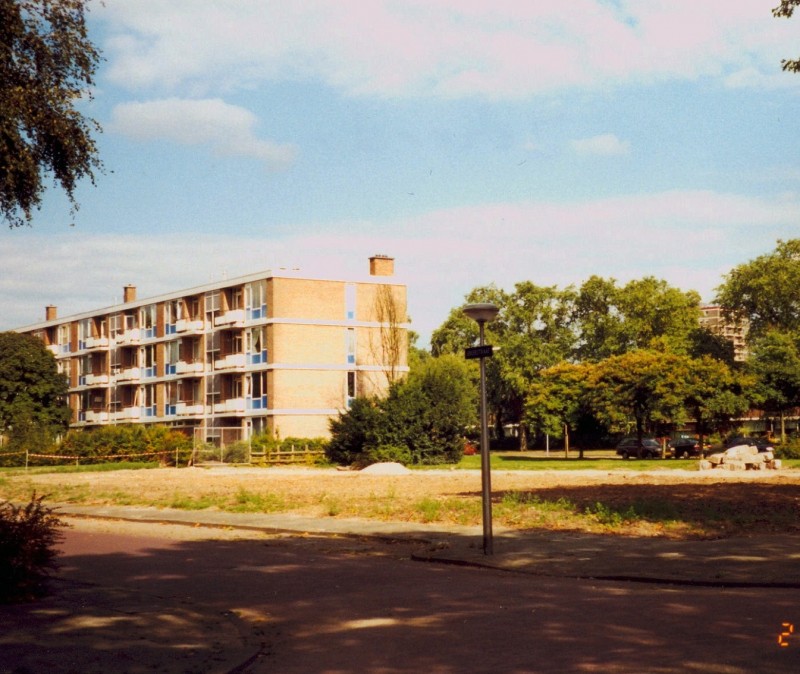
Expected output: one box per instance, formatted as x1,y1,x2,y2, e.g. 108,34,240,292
0,494,64,602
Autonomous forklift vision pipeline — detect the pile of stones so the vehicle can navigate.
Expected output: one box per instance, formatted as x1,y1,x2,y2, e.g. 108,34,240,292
699,444,781,471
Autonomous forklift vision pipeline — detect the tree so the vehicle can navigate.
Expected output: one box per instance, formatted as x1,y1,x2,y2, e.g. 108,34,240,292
1,0,102,228
715,239,800,340
525,361,594,457
326,355,476,466
488,282,577,449
586,349,689,455
383,355,476,464
774,1,800,72
0,332,70,443
682,356,751,453
574,276,701,361
748,331,800,442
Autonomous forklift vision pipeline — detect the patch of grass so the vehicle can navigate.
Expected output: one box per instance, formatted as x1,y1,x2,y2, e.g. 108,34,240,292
415,497,442,523
0,462,160,476
167,494,216,510
231,488,285,513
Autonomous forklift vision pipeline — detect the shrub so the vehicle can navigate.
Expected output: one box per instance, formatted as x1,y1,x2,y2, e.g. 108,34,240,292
358,444,412,467
776,438,800,459
0,494,64,602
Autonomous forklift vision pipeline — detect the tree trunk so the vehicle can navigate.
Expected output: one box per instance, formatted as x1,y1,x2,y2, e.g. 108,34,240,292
564,423,570,459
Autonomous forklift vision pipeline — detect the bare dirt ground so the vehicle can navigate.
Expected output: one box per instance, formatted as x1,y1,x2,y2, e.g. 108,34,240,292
6,463,800,538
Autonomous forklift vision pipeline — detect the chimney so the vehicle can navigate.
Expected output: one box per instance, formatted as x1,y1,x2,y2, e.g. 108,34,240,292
45,305,57,321
369,254,394,277
123,285,136,303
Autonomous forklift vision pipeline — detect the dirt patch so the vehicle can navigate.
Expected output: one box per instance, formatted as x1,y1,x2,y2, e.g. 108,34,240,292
5,465,800,538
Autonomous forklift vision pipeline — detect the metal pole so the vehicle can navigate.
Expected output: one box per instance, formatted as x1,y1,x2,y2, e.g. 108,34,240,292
478,320,493,555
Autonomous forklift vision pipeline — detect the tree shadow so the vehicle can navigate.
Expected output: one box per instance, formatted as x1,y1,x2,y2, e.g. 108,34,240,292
1,525,798,673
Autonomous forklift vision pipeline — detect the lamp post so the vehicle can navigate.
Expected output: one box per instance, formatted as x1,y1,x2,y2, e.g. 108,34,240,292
462,302,499,555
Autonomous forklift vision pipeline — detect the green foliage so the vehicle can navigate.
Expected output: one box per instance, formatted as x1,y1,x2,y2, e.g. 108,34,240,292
747,331,800,417
0,493,63,602
358,444,412,467
0,332,70,438
327,355,476,466
715,239,800,340
51,425,192,466
1,0,103,227
773,2,800,72
776,438,800,459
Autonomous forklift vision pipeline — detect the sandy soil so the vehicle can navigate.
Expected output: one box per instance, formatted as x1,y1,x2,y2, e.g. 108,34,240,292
7,464,800,538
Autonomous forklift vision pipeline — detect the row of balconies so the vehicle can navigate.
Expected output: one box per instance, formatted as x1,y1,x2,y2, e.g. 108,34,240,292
79,397,267,424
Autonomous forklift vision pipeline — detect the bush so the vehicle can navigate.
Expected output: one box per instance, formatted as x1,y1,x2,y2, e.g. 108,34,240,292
0,494,63,602
776,438,800,459
53,425,192,466
357,444,412,468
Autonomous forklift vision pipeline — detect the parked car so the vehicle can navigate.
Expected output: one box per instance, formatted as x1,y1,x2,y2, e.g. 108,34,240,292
616,437,662,459
668,436,701,459
722,436,775,453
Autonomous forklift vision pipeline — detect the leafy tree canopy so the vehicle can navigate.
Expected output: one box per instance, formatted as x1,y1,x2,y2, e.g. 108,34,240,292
715,239,800,340
774,0,800,72
0,331,70,434
1,0,102,227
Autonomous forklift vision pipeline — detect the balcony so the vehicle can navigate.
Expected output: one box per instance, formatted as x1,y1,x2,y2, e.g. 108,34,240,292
176,361,204,375
175,319,205,333
84,410,109,424
84,373,109,386
213,398,246,414
176,402,204,416
214,353,246,370
111,407,141,422
115,329,140,346
85,336,109,349
114,367,140,383
214,309,245,327
46,344,60,356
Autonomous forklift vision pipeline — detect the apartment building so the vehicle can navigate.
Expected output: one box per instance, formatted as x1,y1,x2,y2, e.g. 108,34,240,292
699,305,749,362
17,255,408,444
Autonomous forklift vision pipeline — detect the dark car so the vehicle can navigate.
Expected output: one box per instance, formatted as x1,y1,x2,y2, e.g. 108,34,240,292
616,437,662,459
723,436,775,453
669,436,701,459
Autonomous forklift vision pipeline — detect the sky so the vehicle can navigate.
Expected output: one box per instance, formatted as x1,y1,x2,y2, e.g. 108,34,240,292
3,0,800,344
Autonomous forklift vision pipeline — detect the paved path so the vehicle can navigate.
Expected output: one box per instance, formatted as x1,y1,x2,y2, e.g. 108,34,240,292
54,503,800,586
2,505,800,673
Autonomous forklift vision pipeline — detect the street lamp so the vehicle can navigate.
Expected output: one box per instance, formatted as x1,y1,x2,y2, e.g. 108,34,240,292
463,302,499,555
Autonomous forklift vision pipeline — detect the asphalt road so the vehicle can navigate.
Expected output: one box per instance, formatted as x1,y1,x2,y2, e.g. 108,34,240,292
2,522,800,674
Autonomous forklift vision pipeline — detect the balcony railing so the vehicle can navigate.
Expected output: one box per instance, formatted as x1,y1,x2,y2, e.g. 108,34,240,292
176,402,204,416
114,367,140,383
115,329,140,346
214,353,246,370
176,361,204,375
175,319,205,333
213,398,246,413
84,410,109,423
84,336,109,349
214,309,245,327
111,407,141,422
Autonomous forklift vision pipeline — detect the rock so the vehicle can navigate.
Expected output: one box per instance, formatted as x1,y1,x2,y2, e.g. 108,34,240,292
360,462,412,475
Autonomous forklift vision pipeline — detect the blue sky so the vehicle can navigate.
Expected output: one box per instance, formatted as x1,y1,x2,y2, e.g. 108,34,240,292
3,0,800,344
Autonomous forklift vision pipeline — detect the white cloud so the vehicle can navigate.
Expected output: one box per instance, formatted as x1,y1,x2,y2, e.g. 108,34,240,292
570,133,631,156
109,98,296,168
96,0,797,100
4,189,798,343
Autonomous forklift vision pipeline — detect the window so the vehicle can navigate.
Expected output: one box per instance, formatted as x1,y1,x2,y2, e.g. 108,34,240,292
57,324,70,353
141,344,156,378
140,304,156,339
165,340,180,375
247,326,266,364
246,280,267,320
248,372,267,409
346,328,356,364
346,371,356,408
345,283,356,320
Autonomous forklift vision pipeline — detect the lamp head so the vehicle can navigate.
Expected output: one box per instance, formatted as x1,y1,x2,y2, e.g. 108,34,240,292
463,303,500,324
